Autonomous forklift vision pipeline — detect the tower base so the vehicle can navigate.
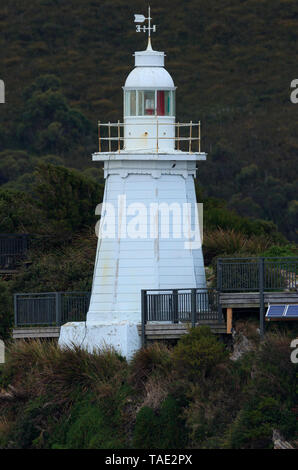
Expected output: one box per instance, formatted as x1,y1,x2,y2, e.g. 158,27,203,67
58,321,141,360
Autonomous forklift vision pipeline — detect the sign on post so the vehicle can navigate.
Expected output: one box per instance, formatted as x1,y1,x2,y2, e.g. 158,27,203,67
0,340,5,364
0,80,4,103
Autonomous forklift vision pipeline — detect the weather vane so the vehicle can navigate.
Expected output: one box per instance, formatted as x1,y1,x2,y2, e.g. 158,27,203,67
134,6,156,39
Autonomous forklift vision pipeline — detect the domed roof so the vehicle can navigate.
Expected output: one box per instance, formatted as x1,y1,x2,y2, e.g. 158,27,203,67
124,41,175,89
124,66,175,89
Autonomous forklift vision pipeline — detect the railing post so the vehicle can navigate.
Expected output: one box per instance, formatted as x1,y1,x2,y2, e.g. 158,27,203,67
55,292,62,326
189,121,192,153
14,294,18,327
141,290,147,347
191,289,196,328
217,291,224,322
217,258,222,292
98,121,101,152
108,121,111,152
259,257,265,337
173,289,178,324
117,120,121,153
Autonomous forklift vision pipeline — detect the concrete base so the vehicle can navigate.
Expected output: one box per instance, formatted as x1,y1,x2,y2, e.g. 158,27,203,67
58,321,141,361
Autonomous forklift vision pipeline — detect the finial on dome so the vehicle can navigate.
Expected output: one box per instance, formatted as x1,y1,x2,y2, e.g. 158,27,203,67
134,6,156,49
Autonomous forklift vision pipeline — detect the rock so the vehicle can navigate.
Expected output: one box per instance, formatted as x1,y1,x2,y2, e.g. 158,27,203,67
230,330,254,361
273,429,294,449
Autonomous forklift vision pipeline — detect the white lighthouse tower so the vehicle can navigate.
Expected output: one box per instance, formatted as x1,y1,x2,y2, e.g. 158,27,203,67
59,9,207,359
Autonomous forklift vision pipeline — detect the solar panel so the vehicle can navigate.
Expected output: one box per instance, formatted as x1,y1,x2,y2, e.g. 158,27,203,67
284,305,298,318
266,305,286,318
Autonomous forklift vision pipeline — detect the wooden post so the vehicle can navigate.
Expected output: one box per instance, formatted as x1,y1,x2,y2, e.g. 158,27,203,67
227,308,233,334
177,122,180,150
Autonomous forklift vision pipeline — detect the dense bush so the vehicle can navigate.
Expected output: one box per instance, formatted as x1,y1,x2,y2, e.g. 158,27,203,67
172,326,228,381
133,396,187,449
0,328,297,449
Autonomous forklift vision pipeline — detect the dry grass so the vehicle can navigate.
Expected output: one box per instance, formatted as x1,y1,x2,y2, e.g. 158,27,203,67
129,343,173,392
2,340,128,404
204,228,272,260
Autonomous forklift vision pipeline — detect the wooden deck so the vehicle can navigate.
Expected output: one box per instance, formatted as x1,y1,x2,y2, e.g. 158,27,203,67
13,322,226,341
13,326,60,339
220,291,298,308
137,321,226,340
12,291,298,340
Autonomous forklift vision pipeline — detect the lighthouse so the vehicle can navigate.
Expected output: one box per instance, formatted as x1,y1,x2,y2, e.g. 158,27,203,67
59,9,207,359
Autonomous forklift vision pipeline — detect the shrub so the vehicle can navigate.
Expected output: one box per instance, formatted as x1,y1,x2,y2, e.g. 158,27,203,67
133,396,187,449
129,343,172,391
225,397,287,449
172,326,228,381
50,396,126,449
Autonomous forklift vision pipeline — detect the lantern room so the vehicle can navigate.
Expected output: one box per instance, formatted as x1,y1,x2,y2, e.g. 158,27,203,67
123,42,176,152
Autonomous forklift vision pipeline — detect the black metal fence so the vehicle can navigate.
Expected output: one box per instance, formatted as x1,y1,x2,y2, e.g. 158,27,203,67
14,292,90,327
141,288,223,328
0,234,28,270
217,257,298,292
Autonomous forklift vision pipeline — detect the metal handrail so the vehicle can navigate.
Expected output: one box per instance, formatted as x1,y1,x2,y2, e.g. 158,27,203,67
14,291,90,327
97,120,201,153
217,257,298,292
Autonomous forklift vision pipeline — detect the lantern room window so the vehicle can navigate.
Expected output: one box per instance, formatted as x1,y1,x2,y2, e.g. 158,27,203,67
124,90,175,116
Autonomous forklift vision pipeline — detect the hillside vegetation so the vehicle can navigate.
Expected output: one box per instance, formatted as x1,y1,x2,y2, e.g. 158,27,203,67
0,327,297,449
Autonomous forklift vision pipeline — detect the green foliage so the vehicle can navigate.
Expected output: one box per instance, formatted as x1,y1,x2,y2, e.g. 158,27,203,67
12,231,97,293
0,331,297,449
133,396,187,449
17,75,93,160
225,397,289,449
172,326,228,381
262,244,298,258
50,396,126,449
203,198,283,240
33,163,104,234
0,150,35,185
0,189,43,233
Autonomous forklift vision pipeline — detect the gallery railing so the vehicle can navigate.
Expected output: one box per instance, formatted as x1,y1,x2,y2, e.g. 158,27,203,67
14,292,91,327
97,121,201,153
